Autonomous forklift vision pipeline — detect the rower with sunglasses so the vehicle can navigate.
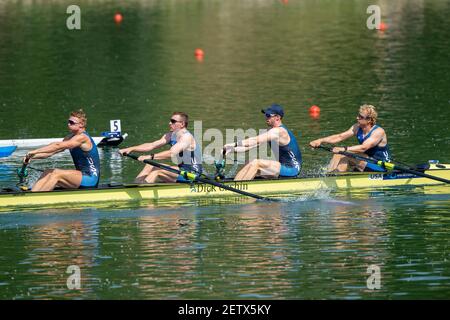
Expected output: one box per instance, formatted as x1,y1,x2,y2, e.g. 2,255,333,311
119,112,202,183
309,104,391,172
22,109,100,191
223,104,302,181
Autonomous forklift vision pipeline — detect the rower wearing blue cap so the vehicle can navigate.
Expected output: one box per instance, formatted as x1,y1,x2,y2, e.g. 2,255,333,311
223,104,302,181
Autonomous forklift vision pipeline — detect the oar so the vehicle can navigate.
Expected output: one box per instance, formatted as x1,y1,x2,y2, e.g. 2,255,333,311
318,145,450,184
123,152,278,201
17,163,28,185
202,152,245,180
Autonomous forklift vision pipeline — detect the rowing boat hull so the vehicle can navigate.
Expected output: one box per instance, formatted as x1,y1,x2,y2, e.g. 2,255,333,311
1,164,449,211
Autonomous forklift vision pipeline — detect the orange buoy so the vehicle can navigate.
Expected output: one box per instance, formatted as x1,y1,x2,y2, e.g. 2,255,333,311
309,105,320,119
195,49,204,62
309,111,320,119
309,105,321,113
114,13,123,24
195,48,204,57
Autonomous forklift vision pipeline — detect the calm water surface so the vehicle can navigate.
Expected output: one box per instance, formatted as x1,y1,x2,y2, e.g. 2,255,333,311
0,0,449,299
0,187,449,299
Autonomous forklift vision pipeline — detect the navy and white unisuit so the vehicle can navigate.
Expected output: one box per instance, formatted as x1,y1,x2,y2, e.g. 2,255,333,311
69,132,100,188
357,125,391,172
169,131,203,182
270,125,302,177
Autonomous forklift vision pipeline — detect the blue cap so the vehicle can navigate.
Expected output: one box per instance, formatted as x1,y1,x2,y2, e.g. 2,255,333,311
261,104,284,118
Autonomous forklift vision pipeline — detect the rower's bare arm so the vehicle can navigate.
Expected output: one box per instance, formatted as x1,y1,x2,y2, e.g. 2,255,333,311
236,135,259,152
154,150,172,160
235,130,277,152
309,125,356,147
120,134,169,155
224,141,254,154
138,135,189,161
139,149,172,161
224,130,278,154
347,128,384,153
28,136,85,159
27,142,59,158
29,151,59,160
169,135,191,156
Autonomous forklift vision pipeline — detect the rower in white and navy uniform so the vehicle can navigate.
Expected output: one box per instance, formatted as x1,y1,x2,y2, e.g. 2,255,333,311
23,109,101,192
167,130,203,182
223,104,303,181
309,104,391,172
119,112,203,183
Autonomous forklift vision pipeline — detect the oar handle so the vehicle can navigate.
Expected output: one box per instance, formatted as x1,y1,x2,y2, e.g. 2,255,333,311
317,145,333,152
124,152,199,180
318,145,379,164
16,161,29,189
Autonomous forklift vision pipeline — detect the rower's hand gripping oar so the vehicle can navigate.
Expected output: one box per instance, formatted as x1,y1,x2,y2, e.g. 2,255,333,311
122,152,279,201
317,145,450,184
214,148,227,181
16,154,32,190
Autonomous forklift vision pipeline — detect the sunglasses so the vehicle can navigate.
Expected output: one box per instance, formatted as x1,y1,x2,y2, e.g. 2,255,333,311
68,119,79,125
169,118,182,124
265,113,277,118
357,114,370,120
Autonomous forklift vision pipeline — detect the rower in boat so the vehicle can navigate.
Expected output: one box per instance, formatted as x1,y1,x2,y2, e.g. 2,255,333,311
23,109,100,191
309,104,391,172
119,112,203,183
223,104,302,181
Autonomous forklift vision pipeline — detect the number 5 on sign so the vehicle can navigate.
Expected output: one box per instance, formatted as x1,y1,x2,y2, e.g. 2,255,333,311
110,120,121,133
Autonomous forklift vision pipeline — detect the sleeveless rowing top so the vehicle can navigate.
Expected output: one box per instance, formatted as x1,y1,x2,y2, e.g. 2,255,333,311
357,125,391,161
69,132,101,179
269,125,302,169
169,130,203,174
